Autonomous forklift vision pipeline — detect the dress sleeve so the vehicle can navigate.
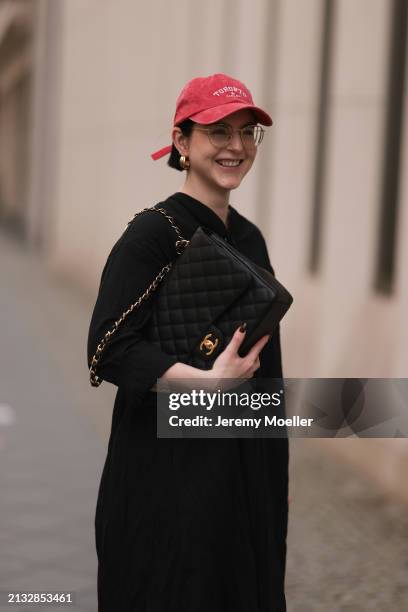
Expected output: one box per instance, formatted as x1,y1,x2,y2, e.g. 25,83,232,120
87,212,180,397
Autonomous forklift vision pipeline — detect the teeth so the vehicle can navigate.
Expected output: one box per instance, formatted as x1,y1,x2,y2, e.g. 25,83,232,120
217,160,241,167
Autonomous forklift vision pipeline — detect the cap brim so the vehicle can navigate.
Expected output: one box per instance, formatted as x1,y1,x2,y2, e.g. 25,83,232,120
188,102,273,126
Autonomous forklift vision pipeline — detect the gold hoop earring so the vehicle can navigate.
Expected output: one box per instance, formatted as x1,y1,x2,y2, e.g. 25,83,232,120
179,155,190,170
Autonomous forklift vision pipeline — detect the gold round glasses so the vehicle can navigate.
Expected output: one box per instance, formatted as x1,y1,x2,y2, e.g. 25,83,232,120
192,124,265,148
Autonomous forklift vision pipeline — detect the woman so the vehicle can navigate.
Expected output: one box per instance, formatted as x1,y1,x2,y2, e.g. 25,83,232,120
87,73,289,611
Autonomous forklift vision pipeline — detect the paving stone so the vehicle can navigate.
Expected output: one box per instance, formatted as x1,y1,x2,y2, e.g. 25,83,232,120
286,438,408,610
0,232,100,612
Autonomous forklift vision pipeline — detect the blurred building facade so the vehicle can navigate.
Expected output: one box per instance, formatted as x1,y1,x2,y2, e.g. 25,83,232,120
0,0,407,499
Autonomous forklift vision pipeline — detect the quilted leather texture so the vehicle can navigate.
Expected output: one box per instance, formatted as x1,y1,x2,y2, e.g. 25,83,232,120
143,226,293,370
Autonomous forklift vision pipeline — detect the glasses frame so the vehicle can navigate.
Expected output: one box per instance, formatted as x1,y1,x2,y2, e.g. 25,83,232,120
192,123,265,149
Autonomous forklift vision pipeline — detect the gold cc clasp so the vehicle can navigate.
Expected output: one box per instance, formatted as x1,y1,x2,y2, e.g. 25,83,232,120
199,333,219,356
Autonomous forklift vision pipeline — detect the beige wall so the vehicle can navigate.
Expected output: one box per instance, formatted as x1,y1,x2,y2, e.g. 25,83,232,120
264,0,324,375
318,0,393,378
21,0,408,499
396,24,408,379
0,0,33,230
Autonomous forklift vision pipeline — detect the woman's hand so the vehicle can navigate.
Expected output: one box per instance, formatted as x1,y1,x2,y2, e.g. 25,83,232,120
151,323,271,393
208,323,271,391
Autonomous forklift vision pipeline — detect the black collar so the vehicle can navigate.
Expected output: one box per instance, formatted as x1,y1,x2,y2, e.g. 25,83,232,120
169,191,247,243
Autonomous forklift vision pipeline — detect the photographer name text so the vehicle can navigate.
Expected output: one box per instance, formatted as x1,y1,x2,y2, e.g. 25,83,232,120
168,415,314,428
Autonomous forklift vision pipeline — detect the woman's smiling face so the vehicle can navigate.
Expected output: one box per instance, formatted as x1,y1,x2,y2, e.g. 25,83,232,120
173,108,258,194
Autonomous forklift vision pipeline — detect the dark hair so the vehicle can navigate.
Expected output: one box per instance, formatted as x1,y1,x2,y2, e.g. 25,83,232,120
167,119,195,171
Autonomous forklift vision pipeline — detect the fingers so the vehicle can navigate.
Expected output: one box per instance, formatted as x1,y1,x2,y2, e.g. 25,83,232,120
226,322,248,354
248,356,261,375
225,325,271,378
245,334,271,362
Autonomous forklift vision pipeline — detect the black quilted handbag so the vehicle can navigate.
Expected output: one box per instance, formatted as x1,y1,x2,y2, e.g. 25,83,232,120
89,206,293,386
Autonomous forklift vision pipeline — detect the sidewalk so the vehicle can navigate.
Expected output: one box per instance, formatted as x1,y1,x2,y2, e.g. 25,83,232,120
1,227,407,611
0,229,111,612
287,438,408,610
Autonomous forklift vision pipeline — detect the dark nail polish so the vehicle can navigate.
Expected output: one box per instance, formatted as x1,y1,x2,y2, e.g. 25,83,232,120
239,322,247,332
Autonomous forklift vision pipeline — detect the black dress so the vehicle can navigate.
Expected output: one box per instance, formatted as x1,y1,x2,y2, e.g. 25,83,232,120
87,191,289,612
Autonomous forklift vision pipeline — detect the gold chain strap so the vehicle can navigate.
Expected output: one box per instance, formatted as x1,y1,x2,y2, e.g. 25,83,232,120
89,207,190,387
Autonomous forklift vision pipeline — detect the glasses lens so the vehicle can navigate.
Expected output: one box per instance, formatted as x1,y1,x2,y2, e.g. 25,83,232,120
208,126,230,147
241,125,264,146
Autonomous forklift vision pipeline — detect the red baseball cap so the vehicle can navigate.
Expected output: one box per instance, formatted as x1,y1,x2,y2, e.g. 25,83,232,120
151,73,273,160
